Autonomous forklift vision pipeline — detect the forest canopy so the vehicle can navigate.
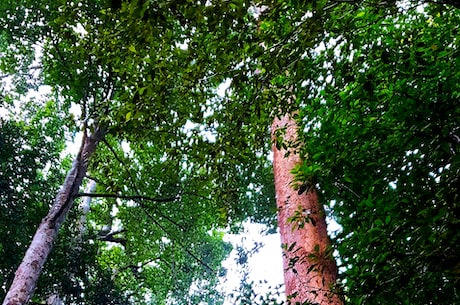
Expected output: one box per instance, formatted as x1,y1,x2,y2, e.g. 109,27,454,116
1,0,459,304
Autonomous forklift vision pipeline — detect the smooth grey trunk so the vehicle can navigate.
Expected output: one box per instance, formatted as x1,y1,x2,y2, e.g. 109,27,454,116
2,126,105,305
78,180,97,237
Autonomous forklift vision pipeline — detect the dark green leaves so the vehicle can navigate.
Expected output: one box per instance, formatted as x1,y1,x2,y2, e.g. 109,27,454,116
292,3,460,304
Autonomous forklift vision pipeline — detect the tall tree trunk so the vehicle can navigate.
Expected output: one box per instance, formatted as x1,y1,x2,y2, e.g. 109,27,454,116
271,113,342,305
2,126,105,305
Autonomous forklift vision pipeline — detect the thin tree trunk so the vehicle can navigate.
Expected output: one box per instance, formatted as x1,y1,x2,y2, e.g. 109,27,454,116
2,126,105,305
271,113,342,305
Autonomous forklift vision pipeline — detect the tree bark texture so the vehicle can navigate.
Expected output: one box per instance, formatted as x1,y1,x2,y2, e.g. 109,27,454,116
272,114,343,305
2,127,105,305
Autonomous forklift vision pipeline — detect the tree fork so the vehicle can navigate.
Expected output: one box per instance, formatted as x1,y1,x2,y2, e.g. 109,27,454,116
271,113,343,305
2,126,106,305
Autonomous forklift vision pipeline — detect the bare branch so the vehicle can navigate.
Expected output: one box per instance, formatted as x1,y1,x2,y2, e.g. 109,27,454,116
75,192,179,203
98,229,127,246
140,207,215,273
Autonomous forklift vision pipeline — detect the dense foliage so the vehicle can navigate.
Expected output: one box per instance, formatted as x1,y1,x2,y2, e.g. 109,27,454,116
1,0,459,304
255,1,460,304
308,6,460,303
1,0,275,304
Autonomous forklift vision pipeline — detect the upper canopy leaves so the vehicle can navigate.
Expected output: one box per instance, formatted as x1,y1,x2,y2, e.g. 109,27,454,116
2,0,459,303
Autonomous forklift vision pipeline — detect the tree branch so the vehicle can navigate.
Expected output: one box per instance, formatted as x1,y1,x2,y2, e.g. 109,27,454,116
102,138,140,193
99,138,213,272
75,192,179,203
98,229,127,246
140,207,215,273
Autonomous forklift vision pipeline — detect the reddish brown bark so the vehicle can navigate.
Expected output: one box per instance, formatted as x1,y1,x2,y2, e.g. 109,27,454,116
2,127,105,305
272,114,342,305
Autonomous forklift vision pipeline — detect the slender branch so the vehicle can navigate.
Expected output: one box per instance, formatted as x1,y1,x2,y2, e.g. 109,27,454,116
97,228,127,245
76,191,187,231
102,138,140,194
139,204,215,273
100,137,213,272
75,192,179,203
135,199,187,232
120,257,162,272
98,235,126,246
100,139,188,231
0,66,42,80
102,228,126,236
85,175,102,184
334,182,362,200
